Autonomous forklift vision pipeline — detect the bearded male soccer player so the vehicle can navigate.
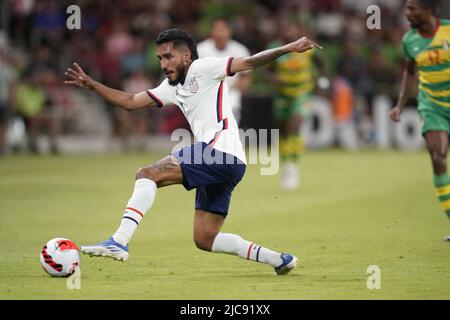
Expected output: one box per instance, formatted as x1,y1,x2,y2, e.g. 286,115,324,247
65,29,322,274
390,0,450,240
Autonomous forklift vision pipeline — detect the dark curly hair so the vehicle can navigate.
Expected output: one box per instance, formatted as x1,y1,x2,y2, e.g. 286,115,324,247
155,29,199,61
418,0,438,14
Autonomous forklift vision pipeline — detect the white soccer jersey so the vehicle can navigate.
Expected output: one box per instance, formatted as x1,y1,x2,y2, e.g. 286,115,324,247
146,57,246,164
197,39,250,114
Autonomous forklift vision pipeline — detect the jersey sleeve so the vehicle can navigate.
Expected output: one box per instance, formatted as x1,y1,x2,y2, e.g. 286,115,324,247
402,33,414,61
194,57,236,80
146,79,176,108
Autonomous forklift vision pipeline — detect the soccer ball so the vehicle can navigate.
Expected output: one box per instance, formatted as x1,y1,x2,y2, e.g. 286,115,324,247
40,238,80,277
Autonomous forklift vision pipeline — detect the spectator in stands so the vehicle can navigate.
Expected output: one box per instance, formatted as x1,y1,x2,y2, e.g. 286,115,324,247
115,70,153,152
13,70,46,153
331,75,359,150
0,35,18,155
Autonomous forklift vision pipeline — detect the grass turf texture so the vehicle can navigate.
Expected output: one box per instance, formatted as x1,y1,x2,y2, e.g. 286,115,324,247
0,150,449,299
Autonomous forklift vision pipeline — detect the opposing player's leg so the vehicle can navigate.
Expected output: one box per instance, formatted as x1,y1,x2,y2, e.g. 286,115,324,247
425,130,448,176
81,155,183,260
193,210,297,275
424,130,450,240
277,96,305,190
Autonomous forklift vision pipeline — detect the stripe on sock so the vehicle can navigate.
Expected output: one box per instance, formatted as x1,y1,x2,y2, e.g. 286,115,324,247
256,246,262,262
433,173,450,187
246,242,254,260
122,216,139,225
436,185,450,196
438,193,450,202
122,207,144,226
126,207,144,218
440,198,450,210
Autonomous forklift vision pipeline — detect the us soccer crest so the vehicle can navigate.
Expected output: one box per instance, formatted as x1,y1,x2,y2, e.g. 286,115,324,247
189,77,199,93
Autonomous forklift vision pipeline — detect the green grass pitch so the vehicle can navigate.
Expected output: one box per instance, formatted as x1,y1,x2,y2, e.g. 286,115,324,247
1,150,449,299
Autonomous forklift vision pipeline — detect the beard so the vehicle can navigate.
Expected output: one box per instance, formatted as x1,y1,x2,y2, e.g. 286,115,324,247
407,15,428,29
167,64,186,86
409,20,421,28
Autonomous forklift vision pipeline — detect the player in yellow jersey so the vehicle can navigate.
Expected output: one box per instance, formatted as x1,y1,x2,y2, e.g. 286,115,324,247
390,0,450,240
268,22,326,189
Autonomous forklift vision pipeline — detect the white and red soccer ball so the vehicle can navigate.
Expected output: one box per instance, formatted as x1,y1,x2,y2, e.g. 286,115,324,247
40,238,80,277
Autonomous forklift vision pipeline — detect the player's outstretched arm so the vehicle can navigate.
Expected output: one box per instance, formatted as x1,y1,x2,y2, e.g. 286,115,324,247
64,63,154,111
390,59,416,122
229,37,322,74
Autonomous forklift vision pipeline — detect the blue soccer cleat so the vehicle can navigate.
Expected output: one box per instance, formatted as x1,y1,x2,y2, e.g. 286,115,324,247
274,253,298,275
80,237,129,262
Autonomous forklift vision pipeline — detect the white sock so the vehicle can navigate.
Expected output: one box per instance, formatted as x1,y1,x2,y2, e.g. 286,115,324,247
211,232,282,267
112,178,157,246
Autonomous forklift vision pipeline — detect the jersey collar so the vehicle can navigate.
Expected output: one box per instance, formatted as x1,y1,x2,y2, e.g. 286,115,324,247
419,16,440,39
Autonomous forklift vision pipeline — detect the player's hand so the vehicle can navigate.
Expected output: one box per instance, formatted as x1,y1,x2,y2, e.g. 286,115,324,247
390,105,403,122
64,63,95,90
290,37,323,53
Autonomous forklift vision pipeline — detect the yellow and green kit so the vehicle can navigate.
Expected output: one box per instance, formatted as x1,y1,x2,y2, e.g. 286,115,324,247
271,45,316,120
403,18,450,135
403,18,450,217
270,42,317,162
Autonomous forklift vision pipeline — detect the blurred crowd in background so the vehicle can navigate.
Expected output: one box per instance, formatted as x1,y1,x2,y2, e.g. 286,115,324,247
0,0,448,155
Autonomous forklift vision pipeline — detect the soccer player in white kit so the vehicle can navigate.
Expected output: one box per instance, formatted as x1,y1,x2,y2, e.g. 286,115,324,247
65,29,321,275
197,18,251,124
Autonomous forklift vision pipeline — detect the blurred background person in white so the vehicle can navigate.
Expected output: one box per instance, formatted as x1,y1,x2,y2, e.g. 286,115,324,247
0,32,18,155
197,17,251,125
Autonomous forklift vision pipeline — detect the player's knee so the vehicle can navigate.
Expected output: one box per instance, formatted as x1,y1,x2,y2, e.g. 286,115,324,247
136,166,159,182
193,233,215,252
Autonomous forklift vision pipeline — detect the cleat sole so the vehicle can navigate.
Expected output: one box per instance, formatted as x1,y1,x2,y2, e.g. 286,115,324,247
81,248,128,262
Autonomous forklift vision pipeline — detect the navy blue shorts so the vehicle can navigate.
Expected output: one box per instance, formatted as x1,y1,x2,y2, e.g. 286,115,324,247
172,142,246,217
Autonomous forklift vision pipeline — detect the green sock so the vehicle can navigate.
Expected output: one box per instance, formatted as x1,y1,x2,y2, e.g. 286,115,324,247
433,173,450,219
287,135,304,162
280,138,290,162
